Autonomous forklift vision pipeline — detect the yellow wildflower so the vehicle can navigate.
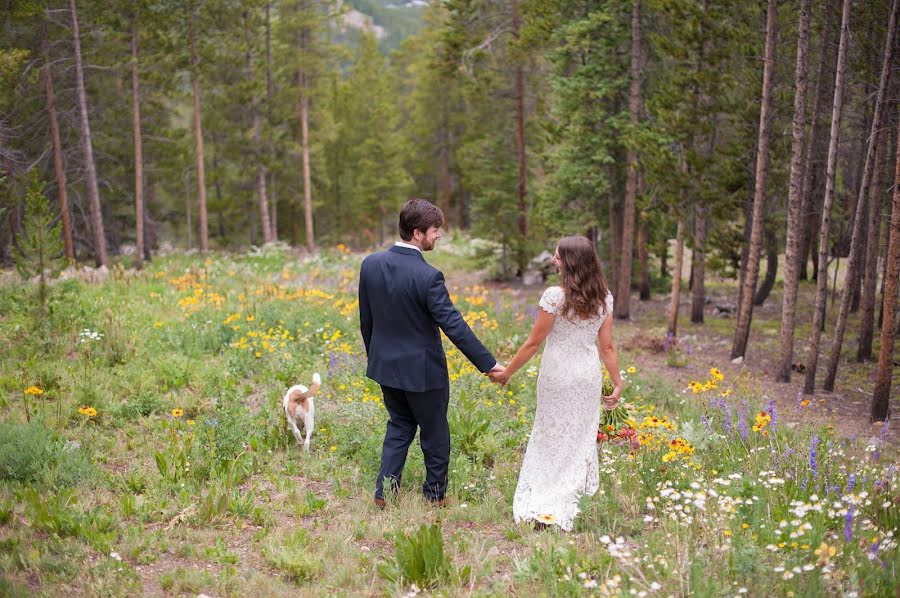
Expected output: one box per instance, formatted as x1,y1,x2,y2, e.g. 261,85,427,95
24,386,44,396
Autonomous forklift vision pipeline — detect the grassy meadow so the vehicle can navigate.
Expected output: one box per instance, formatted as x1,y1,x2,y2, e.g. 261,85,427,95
0,241,897,596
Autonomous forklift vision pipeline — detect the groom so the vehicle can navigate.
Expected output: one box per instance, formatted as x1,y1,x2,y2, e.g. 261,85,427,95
358,199,503,508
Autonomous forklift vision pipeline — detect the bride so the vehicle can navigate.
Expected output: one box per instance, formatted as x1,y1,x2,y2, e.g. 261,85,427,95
489,235,623,531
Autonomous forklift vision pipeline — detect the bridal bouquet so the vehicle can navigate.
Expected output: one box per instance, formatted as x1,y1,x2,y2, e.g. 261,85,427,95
597,370,639,448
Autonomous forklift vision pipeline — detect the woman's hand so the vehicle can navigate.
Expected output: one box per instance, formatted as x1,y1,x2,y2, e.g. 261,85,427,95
602,384,623,410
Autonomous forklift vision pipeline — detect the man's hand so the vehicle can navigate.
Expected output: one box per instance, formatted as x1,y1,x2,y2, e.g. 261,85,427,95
487,364,508,385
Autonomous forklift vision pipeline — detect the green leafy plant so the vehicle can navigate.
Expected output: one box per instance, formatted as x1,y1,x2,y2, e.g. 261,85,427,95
377,524,467,588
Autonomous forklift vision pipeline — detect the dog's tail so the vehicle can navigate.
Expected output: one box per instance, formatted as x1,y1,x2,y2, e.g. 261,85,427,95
308,372,321,396
288,373,322,405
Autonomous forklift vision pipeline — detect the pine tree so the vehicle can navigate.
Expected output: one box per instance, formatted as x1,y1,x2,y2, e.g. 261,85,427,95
14,172,64,322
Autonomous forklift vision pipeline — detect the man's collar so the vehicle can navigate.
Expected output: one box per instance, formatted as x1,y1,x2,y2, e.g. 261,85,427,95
394,241,422,253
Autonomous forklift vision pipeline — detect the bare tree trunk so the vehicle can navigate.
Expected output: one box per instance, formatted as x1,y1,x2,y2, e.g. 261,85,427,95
776,0,812,381
300,90,313,251
189,6,209,252
659,233,667,280
637,208,650,300
799,2,835,283
608,187,621,293
184,169,192,250
44,52,74,264
298,18,314,253
753,225,778,305
667,218,685,337
823,0,897,392
512,0,527,267
691,201,707,323
872,112,900,421
858,131,888,361
804,0,851,394
130,3,144,269
732,0,777,360
618,0,643,319
244,11,272,245
69,0,107,266
265,1,277,241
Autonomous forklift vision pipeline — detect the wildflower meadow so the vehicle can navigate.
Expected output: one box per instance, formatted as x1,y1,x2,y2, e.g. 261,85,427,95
0,244,897,596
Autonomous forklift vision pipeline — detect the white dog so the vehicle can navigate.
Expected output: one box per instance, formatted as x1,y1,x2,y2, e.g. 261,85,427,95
282,373,321,451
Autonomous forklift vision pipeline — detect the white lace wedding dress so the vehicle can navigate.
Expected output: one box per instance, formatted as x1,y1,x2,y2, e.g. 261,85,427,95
512,285,613,531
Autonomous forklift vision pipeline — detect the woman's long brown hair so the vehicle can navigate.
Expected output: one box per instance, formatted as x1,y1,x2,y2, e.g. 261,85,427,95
556,236,610,319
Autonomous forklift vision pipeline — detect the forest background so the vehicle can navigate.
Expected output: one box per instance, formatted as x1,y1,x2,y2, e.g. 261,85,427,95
1,0,899,420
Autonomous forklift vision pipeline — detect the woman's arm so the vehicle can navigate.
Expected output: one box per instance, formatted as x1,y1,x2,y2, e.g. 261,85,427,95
492,309,555,384
597,315,623,407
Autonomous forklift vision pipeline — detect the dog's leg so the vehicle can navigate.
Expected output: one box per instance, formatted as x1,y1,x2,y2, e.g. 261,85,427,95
288,418,305,447
302,409,314,452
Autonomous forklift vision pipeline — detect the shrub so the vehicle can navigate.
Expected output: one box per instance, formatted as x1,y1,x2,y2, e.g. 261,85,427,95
0,421,92,487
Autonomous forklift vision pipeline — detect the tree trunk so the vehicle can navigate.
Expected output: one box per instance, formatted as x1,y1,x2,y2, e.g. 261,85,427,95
753,225,778,306
732,0,777,360
44,52,74,264
265,1,277,241
858,130,889,361
244,11,272,245
799,1,836,283
608,187,621,294
618,0,643,319
667,218,685,337
872,111,900,422
691,201,707,323
776,0,812,381
736,192,754,317
804,0,851,394
823,0,897,392
189,6,209,252
512,0,527,267
69,0,107,267
637,208,650,300
130,3,145,269
296,18,314,253
659,233,668,280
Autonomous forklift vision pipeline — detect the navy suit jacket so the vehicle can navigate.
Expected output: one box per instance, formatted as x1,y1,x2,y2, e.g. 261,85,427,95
358,245,496,392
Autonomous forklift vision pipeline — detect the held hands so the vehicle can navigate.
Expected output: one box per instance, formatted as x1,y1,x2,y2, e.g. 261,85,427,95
602,384,623,411
487,363,509,386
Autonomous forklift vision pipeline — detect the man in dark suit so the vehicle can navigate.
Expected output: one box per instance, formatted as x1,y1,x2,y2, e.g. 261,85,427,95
359,199,503,508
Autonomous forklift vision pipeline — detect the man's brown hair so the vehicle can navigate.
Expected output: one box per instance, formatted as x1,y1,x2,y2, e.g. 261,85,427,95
399,199,444,241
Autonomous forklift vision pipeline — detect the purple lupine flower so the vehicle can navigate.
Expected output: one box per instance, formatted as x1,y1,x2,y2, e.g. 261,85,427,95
809,434,819,479
844,506,855,542
844,473,856,496
724,407,732,434
766,400,777,430
738,408,749,441
796,391,804,413
700,414,712,433
826,484,839,495
685,343,692,355
800,476,808,491
771,449,779,469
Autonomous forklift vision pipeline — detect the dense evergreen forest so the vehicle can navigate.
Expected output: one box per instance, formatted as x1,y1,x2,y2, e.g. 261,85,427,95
1,0,898,415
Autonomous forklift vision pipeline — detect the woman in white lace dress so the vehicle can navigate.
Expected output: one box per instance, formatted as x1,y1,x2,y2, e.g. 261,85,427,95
491,236,623,531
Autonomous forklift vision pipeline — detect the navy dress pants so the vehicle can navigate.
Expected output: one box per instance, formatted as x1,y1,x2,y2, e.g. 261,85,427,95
375,384,450,502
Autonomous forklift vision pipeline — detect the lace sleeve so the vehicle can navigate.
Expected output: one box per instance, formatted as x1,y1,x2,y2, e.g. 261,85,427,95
604,292,614,316
539,286,564,315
